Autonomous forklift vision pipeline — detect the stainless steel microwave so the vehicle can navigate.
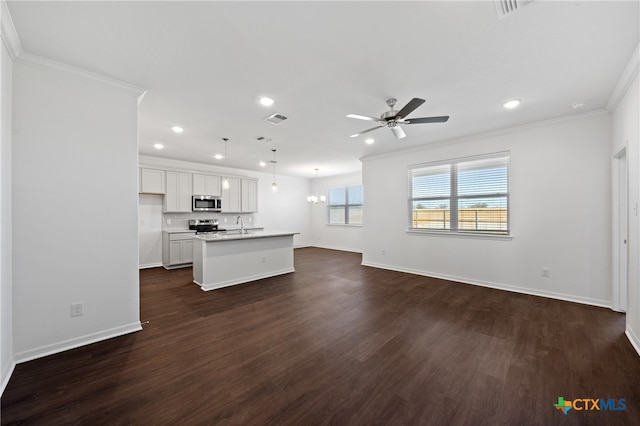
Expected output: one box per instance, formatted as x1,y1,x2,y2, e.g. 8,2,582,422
192,195,222,212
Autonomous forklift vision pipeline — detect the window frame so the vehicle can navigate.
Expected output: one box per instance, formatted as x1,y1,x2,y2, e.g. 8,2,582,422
407,152,510,238
327,184,363,226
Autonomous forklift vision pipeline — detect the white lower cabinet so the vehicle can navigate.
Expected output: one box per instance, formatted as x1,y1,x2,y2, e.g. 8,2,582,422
163,231,195,268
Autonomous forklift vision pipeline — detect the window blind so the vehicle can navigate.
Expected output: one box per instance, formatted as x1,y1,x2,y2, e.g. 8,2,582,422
409,153,509,234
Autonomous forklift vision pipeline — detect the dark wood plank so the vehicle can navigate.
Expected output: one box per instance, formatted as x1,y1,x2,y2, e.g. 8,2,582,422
2,247,639,425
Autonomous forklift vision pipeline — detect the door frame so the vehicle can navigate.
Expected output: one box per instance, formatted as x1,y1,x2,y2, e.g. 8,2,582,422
612,146,628,312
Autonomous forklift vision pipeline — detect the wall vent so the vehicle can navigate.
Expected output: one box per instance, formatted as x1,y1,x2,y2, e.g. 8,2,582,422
494,0,533,19
264,113,288,125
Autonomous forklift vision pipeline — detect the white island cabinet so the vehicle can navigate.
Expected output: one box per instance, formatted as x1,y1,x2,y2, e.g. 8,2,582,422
192,231,297,291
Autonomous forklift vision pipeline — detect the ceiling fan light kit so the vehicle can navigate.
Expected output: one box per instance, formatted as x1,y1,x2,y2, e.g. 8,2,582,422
347,97,450,140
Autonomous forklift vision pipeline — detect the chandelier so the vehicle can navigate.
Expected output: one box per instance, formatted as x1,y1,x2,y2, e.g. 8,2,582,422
307,168,326,203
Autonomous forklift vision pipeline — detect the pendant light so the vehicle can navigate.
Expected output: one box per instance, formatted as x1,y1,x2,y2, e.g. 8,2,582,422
270,149,278,192
221,138,230,189
307,168,326,203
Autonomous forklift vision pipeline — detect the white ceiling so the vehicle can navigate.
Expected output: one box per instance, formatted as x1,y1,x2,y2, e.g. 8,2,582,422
6,1,639,178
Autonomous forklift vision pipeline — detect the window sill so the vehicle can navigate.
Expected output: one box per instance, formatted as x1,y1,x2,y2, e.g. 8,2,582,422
406,229,512,240
327,224,363,228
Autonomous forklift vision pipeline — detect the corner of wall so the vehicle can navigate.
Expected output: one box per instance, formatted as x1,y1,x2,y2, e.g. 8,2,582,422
0,0,14,396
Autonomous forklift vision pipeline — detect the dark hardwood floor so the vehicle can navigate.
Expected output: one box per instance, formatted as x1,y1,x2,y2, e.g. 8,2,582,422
2,247,639,425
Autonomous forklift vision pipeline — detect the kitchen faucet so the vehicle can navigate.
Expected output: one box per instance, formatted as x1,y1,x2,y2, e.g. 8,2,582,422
236,215,245,234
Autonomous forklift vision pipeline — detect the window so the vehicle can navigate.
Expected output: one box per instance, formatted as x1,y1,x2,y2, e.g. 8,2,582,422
409,152,509,235
329,185,363,225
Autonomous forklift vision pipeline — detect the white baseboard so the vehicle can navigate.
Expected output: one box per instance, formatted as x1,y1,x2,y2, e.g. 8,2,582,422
311,244,362,254
626,327,640,357
361,261,611,309
196,268,295,291
14,322,143,364
139,262,162,269
1,359,16,397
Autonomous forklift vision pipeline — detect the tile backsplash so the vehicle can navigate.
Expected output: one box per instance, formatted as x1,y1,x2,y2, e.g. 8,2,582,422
163,212,258,231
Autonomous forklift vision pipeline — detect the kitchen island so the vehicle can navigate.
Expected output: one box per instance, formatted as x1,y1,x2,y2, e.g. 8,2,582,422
192,231,298,291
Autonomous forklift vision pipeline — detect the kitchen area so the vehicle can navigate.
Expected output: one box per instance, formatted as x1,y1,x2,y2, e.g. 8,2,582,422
138,156,306,289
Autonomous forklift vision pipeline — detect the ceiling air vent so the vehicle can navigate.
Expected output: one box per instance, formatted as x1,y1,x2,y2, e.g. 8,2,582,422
255,136,272,142
264,113,288,125
494,0,533,19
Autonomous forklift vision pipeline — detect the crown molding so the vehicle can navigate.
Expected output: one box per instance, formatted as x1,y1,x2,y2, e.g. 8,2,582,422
1,1,146,97
15,52,146,97
607,42,639,112
0,0,24,59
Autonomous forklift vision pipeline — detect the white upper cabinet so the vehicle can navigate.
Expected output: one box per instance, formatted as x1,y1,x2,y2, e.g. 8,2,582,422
164,171,192,212
221,177,241,213
241,179,258,213
192,174,221,196
139,168,165,194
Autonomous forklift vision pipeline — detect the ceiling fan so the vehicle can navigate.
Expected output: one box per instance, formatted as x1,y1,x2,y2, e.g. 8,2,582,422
347,97,449,139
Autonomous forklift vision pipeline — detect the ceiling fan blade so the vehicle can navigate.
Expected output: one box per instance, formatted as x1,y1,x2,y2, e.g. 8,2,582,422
390,126,406,139
395,97,426,119
346,114,383,122
404,116,450,124
350,125,385,138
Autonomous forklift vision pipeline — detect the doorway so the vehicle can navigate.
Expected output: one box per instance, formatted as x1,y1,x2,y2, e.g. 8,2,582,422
613,147,628,312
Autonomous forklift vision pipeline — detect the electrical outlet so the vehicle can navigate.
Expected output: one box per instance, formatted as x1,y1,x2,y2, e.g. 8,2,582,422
541,267,550,277
381,249,386,255
166,218,172,225
261,257,266,264
70,302,84,317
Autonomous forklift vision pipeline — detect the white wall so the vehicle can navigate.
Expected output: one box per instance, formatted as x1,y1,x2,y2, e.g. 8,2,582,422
0,14,14,393
362,113,612,307
12,61,142,362
138,155,313,267
310,171,363,253
612,73,640,355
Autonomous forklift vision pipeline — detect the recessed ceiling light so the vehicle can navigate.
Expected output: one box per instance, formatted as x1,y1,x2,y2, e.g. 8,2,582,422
365,138,375,145
171,126,184,133
503,99,521,109
214,154,224,160
153,143,164,150
259,97,275,107
259,161,267,167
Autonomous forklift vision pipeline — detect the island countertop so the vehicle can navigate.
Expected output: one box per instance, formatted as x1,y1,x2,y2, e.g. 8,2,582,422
193,230,298,242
